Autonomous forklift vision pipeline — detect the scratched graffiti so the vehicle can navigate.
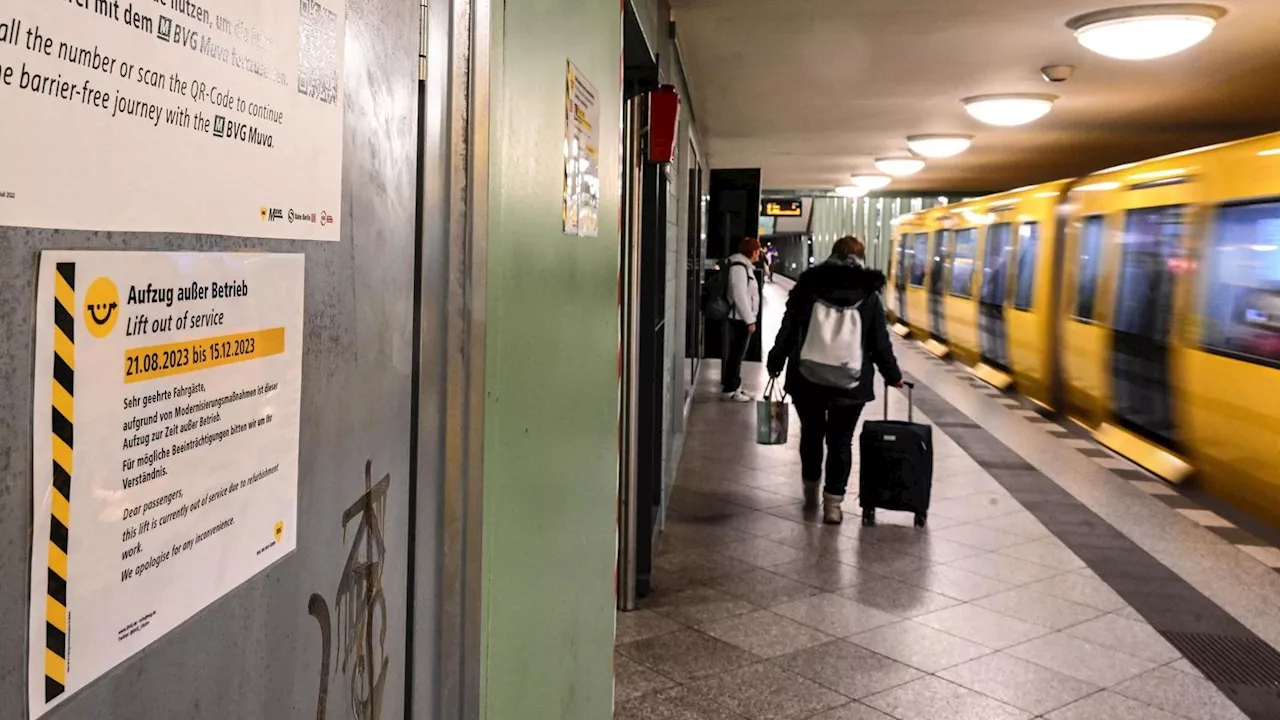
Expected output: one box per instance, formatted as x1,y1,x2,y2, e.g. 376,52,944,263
309,460,391,720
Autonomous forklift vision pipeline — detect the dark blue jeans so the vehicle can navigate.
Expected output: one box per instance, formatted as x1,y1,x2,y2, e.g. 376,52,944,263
721,320,750,393
795,396,865,497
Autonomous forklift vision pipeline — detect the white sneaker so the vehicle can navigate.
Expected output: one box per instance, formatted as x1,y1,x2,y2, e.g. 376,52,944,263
721,389,752,403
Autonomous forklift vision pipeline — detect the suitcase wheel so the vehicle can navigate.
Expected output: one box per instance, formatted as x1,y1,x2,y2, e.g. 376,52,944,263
914,512,927,529
861,509,876,527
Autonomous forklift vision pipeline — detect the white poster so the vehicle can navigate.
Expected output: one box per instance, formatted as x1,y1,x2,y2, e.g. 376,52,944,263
28,251,305,719
562,60,600,237
0,0,344,240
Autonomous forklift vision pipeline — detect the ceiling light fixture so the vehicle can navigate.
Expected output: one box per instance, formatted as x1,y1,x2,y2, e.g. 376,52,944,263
850,174,892,190
1068,4,1226,61
834,185,870,198
962,94,1057,126
874,157,926,177
907,135,974,158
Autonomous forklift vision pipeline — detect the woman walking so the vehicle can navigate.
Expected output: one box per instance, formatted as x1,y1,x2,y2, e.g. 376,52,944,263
766,236,904,524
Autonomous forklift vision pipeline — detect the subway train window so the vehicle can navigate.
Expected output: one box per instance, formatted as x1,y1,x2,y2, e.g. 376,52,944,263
951,228,977,297
1074,216,1105,320
910,233,928,286
1201,201,1280,364
1014,222,1039,311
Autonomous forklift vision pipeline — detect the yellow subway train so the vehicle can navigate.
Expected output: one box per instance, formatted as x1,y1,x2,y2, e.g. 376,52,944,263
888,131,1280,526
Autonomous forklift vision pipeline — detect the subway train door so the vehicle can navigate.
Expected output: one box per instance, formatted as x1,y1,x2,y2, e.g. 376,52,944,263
929,230,949,340
1110,206,1182,446
894,235,909,321
979,222,1013,368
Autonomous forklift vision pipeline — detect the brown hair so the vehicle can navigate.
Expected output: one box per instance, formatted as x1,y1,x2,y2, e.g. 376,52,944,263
739,236,762,256
832,236,865,260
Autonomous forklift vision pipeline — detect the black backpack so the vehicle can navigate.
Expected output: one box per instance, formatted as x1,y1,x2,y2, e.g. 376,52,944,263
703,259,748,322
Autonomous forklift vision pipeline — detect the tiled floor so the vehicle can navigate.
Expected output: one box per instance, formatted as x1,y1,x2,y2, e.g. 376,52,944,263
613,281,1269,720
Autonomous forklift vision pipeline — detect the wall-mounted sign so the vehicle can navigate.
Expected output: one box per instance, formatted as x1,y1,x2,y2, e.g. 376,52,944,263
762,199,803,217
28,251,305,718
562,60,600,237
0,0,345,240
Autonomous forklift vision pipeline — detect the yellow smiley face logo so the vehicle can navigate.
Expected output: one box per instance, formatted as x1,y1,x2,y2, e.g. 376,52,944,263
84,277,120,338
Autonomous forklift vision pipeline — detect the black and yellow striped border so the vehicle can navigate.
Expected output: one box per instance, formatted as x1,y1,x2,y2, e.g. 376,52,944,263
47,262,74,702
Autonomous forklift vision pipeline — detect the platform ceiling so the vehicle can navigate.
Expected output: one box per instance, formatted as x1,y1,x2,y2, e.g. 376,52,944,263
671,0,1280,192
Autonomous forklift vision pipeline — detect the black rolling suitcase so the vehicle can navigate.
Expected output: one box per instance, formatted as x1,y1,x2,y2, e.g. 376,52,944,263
859,381,933,528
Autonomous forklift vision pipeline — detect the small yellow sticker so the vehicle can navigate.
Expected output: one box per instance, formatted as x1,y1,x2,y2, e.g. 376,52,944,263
274,521,284,543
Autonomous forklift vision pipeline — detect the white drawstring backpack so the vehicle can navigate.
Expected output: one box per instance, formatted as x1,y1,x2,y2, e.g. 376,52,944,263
799,298,864,389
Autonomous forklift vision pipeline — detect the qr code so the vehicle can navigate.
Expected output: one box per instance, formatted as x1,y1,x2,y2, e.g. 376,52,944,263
298,0,338,105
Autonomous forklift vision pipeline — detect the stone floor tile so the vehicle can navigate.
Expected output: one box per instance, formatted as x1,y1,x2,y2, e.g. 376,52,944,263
1166,657,1206,679
722,510,809,538
974,587,1104,630
900,537,989,564
1023,572,1128,612
883,564,1013,601
915,603,1052,649
764,523,857,554
769,556,875,592
938,652,1100,714
658,519,754,551
933,522,1029,551
998,537,1087,570
706,569,822,607
616,609,683,644
650,587,760,629
685,662,848,720
717,538,808,568
1063,613,1182,664
614,651,677,702
703,610,833,658
1045,691,1182,720
773,640,923,699
619,629,760,682
1006,632,1158,687
771,593,900,637
930,492,1025,523
848,620,992,673
978,512,1053,539
613,686,747,720
838,577,963,618
653,547,760,586
862,675,1030,720
1112,665,1249,720
946,552,1065,585
806,703,893,720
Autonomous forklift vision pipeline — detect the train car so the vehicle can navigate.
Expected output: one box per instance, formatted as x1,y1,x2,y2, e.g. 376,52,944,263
1062,133,1280,522
889,130,1280,527
889,213,933,337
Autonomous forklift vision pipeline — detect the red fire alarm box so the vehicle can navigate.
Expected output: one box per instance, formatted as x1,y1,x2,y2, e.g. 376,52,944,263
649,85,681,164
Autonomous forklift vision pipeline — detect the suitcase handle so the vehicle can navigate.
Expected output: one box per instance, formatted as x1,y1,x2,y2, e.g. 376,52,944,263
883,380,916,422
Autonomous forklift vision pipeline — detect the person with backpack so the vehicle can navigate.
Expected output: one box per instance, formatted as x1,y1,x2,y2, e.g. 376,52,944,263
714,237,762,402
766,236,904,523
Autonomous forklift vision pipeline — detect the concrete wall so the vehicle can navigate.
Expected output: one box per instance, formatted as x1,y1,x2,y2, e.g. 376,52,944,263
478,0,623,717
0,0,426,716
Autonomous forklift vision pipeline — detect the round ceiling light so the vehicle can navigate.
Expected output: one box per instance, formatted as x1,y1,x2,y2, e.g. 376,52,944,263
1068,4,1225,60
962,94,1058,126
874,157,926,177
851,174,893,190
907,135,973,158
835,185,870,198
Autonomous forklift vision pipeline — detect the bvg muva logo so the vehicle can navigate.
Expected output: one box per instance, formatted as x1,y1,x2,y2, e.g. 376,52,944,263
84,277,120,338
259,206,283,222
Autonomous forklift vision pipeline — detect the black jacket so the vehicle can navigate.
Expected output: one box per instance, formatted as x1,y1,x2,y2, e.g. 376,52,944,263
767,260,903,405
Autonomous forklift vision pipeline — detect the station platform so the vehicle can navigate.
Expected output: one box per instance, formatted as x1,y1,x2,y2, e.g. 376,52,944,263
614,281,1280,720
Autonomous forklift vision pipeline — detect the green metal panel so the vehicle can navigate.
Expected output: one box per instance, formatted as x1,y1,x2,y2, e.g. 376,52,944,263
481,0,623,716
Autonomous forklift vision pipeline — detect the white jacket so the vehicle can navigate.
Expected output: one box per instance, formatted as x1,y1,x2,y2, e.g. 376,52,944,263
726,253,759,325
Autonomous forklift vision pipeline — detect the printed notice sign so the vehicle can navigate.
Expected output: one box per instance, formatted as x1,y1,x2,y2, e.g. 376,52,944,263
0,0,344,240
562,60,600,237
28,251,304,719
